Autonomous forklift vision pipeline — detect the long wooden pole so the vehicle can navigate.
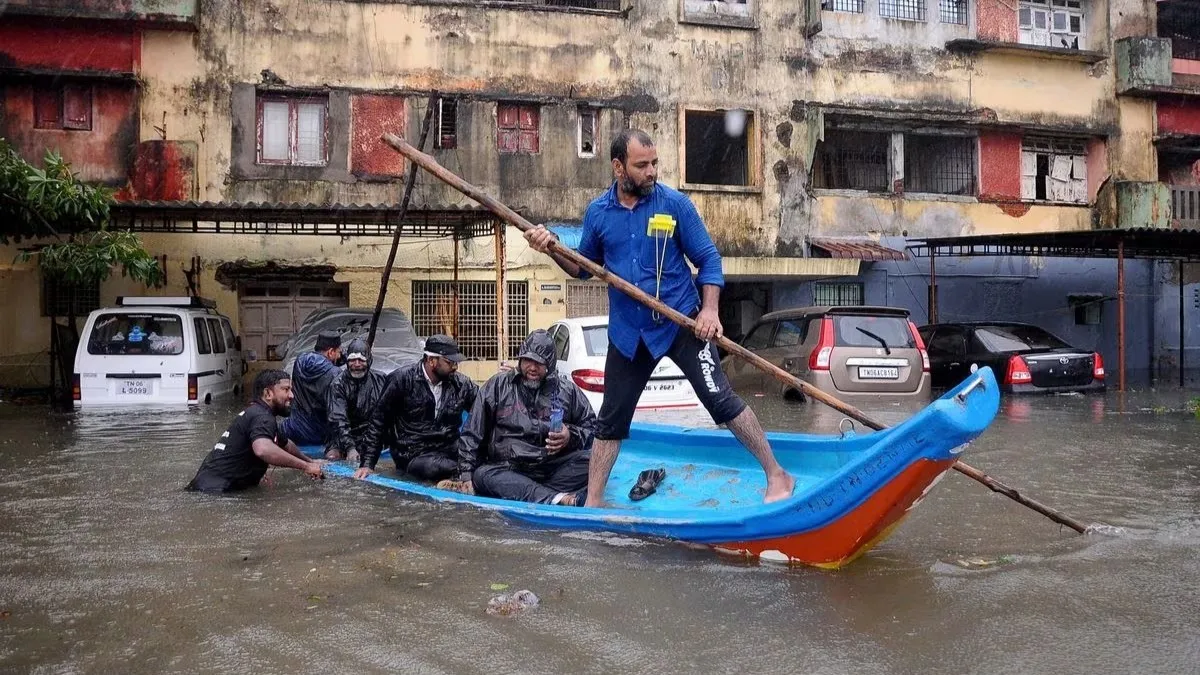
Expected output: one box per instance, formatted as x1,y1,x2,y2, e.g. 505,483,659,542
367,92,439,349
381,133,1089,535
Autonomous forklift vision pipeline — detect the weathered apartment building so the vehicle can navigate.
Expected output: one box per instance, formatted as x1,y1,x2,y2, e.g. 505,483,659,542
1,0,1198,387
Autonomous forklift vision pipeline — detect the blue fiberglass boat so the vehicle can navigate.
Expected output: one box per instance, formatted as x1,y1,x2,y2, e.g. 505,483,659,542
303,367,999,568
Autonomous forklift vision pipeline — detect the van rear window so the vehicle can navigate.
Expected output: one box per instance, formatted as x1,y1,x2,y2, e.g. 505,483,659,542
833,315,914,349
87,313,185,356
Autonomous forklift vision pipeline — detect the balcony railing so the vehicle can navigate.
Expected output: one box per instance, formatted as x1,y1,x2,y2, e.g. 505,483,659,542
1173,186,1200,228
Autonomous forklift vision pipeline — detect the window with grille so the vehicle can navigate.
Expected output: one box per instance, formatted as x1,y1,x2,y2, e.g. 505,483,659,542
813,130,890,192
411,280,528,360
1021,137,1088,203
939,0,967,24
497,103,540,154
578,107,597,158
257,95,328,166
436,99,458,150
41,276,100,317
813,282,864,307
34,84,92,131
880,0,926,21
501,0,623,9
823,0,865,13
1019,0,1086,50
904,135,976,196
1160,3,1200,61
566,280,609,318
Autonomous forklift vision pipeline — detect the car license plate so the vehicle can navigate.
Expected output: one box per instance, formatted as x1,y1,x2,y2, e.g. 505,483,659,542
644,382,678,392
858,367,899,380
119,379,151,395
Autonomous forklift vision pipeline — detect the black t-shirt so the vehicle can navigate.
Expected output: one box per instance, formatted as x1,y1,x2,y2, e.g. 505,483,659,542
186,401,289,493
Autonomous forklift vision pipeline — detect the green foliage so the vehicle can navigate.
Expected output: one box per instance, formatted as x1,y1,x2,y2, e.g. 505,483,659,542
23,230,163,287
2,138,162,288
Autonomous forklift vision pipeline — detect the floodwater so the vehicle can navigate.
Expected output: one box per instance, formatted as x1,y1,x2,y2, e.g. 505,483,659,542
1,386,1198,674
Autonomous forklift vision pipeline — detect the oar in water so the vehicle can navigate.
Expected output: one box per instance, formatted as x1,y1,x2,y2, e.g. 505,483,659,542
381,132,1090,535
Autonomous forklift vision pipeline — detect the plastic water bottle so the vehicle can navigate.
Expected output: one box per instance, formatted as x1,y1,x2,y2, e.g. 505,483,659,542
549,406,564,433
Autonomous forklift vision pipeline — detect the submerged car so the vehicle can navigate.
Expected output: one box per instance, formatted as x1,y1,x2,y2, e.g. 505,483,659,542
280,307,424,376
73,296,245,406
917,321,1105,394
547,316,701,412
723,306,931,400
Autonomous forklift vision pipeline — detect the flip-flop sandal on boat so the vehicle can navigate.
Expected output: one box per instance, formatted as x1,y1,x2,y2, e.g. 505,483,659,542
628,468,666,502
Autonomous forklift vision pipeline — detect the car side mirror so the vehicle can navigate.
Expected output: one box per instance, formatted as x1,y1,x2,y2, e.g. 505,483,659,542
235,336,243,351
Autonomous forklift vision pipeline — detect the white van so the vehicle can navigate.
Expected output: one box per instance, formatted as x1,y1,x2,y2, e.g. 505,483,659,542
73,297,246,406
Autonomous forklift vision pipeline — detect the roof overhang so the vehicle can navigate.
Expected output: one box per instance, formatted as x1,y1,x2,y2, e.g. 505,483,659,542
109,201,501,239
907,227,1200,261
810,237,910,261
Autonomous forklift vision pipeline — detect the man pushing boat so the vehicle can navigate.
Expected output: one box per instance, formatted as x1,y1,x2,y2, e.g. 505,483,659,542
524,129,795,507
186,369,325,493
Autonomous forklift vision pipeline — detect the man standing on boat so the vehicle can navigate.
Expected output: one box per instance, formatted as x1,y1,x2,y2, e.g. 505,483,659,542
524,129,795,507
447,329,596,505
186,369,325,493
281,331,343,446
353,335,478,482
325,338,387,462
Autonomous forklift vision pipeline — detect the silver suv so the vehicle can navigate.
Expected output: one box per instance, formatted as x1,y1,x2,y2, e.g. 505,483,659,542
723,306,932,400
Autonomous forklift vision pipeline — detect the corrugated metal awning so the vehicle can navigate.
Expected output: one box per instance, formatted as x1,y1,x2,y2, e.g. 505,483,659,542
810,237,910,261
107,200,501,239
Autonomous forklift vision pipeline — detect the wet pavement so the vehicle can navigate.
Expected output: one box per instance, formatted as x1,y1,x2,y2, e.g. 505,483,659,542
1,387,1198,674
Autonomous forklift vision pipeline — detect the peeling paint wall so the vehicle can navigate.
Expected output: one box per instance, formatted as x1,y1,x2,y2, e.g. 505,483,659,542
1,82,139,185
1158,101,1200,136
0,17,139,72
350,94,407,180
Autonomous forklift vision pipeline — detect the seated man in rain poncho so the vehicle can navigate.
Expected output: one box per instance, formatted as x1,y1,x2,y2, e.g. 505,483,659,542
324,338,387,462
281,331,343,446
447,329,596,506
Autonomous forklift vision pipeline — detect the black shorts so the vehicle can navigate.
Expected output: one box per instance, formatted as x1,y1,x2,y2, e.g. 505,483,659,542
595,327,746,441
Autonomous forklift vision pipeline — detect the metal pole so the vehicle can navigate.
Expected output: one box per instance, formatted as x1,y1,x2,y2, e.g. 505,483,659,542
1118,240,1126,393
452,228,460,339
929,254,938,324
1180,259,1186,389
495,222,507,366
367,91,439,348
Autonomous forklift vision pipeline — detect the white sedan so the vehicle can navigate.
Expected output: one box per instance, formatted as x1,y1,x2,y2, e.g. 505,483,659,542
547,316,702,412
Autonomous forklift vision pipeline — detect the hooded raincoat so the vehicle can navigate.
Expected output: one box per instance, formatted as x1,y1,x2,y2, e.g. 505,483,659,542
457,330,597,479
326,339,388,457
281,350,338,445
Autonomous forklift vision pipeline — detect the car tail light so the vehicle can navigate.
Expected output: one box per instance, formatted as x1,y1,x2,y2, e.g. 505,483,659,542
188,374,198,401
908,321,930,373
72,374,81,401
1093,352,1105,380
808,317,835,371
571,368,605,393
1006,355,1032,385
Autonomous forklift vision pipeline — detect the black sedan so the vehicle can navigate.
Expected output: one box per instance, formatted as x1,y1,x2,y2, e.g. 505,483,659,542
917,322,1105,393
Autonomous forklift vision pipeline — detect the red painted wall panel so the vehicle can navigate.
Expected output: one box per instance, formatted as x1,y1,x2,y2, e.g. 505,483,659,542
351,94,407,179
978,132,1023,201
0,18,138,72
2,82,139,185
1158,101,1200,137
976,0,1018,43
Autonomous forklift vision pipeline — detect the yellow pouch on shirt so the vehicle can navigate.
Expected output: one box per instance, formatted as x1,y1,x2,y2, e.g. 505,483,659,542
647,213,676,237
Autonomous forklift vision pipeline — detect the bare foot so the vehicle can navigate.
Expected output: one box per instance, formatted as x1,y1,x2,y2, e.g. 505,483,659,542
763,471,796,504
436,479,475,496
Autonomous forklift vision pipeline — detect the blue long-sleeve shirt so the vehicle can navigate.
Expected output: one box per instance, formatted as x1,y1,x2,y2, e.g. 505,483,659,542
576,182,724,360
